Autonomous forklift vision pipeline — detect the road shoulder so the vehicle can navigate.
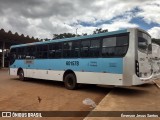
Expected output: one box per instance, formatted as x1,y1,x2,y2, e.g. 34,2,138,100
84,80,160,120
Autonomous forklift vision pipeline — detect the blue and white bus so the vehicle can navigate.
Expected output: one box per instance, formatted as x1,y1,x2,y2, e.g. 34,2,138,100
9,28,153,89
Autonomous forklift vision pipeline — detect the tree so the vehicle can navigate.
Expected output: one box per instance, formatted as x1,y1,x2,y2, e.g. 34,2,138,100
152,38,160,45
44,38,50,41
82,33,88,36
93,28,108,34
52,28,108,40
53,33,77,40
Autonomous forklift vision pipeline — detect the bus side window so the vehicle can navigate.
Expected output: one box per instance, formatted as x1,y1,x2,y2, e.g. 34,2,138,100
80,40,90,58
43,45,48,58
49,43,62,59
63,41,80,58
115,35,128,57
26,46,36,59
102,37,116,57
17,47,26,59
72,41,80,58
36,45,48,59
63,42,72,58
90,39,100,57
55,43,62,58
49,44,55,58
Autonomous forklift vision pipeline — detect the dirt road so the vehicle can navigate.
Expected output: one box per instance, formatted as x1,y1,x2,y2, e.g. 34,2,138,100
0,69,111,120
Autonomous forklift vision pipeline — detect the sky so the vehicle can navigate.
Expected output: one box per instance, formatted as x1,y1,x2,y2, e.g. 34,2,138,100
0,0,160,39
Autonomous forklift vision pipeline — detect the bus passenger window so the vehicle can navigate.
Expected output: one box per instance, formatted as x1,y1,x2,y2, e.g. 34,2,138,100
63,42,72,58
116,36,128,46
80,40,90,57
55,43,62,58
102,37,116,57
71,41,80,58
36,45,48,59
49,44,55,58
63,41,80,58
115,35,129,56
25,46,36,59
49,43,62,58
90,39,100,57
115,46,128,56
17,47,26,59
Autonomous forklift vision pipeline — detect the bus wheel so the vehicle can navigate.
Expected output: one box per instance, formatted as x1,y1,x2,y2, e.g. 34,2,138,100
18,69,25,81
64,73,77,90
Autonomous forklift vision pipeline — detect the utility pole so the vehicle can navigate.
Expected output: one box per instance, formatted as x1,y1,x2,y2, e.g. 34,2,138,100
76,28,78,35
2,41,5,68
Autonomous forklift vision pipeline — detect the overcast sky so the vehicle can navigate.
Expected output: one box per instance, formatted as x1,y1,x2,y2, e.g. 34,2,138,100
0,0,160,39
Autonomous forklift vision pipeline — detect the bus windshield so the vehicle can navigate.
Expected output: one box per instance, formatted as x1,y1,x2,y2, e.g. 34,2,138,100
138,31,152,54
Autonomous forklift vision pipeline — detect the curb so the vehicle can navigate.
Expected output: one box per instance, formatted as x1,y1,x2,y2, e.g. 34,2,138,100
83,87,115,120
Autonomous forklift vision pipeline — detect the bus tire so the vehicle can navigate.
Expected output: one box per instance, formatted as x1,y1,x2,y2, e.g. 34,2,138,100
64,73,77,90
18,69,25,81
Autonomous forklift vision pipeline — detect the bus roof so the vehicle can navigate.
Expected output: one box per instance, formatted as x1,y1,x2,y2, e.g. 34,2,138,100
11,29,128,48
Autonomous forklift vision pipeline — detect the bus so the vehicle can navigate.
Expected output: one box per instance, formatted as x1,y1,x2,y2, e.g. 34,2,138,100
152,42,160,79
9,28,153,90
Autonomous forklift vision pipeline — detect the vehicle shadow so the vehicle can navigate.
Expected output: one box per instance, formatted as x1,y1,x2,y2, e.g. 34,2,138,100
11,78,64,88
111,86,150,97
10,77,112,93
11,78,153,95
135,83,154,87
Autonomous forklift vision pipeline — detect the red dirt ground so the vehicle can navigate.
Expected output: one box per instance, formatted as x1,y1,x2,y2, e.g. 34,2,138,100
0,69,111,120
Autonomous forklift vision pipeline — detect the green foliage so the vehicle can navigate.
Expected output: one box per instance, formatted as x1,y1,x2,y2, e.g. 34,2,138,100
50,28,108,41
53,33,77,40
152,38,160,45
93,28,108,34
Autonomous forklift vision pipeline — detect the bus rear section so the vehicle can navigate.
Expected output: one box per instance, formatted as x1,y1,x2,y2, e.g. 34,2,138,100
152,42,160,79
134,29,153,85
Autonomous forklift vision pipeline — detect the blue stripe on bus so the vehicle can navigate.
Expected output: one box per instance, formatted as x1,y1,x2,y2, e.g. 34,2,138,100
11,29,128,48
10,58,123,74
